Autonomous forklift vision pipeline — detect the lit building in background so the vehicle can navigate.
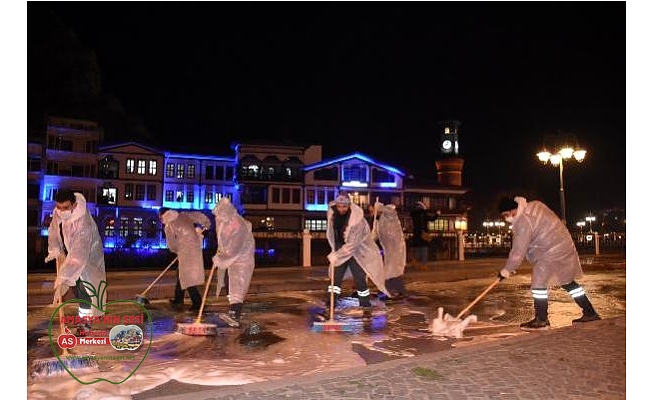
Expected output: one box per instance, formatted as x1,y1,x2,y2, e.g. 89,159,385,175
28,116,471,268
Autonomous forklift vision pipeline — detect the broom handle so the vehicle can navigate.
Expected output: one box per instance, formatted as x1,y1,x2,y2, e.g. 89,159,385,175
455,277,501,319
195,264,217,324
329,263,335,321
56,256,69,356
139,257,178,296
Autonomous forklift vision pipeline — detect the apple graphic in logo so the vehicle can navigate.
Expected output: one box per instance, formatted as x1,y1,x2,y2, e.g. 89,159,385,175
48,280,153,385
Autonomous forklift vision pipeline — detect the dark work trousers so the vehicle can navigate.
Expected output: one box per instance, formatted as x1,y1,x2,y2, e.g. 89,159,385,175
332,257,371,307
60,222,91,312
72,278,92,311
173,271,202,307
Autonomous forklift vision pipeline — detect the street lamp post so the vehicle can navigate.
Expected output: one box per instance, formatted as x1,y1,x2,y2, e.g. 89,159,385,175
585,215,596,233
536,132,586,226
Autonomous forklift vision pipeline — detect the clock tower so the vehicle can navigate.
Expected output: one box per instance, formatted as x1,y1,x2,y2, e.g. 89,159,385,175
438,119,461,156
436,119,464,186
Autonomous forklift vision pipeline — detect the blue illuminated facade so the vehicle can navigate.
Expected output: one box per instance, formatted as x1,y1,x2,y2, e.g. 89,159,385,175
28,117,471,268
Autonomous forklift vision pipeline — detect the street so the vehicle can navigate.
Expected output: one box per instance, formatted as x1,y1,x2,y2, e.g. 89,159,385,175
27,254,625,399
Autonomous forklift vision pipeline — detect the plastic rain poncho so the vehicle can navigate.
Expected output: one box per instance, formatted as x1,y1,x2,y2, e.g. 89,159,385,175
162,210,211,290
502,196,583,287
46,193,107,315
326,201,390,296
211,198,255,305
375,202,406,281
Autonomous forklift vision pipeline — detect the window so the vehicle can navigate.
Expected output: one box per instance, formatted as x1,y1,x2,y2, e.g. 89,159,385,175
432,218,449,232
205,192,213,203
85,140,98,153
187,165,195,179
282,188,290,204
126,159,135,174
133,218,143,237
292,188,301,204
342,163,367,183
176,164,184,179
225,166,234,180
205,165,214,180
99,156,118,179
124,183,133,200
285,167,292,179
314,167,338,181
146,218,158,238
306,189,315,204
104,218,115,237
266,167,275,180
28,157,41,172
246,165,259,178
119,217,129,238
166,163,175,177
317,189,326,204
259,217,274,231
135,184,145,201
176,191,183,202
146,184,156,201
215,166,224,180
272,188,280,203
372,168,395,183
148,160,157,175
165,190,174,202
186,191,194,203
101,187,117,205
304,219,327,231
137,160,146,175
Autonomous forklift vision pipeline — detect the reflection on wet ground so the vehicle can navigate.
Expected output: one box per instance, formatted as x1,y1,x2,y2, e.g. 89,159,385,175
27,267,626,398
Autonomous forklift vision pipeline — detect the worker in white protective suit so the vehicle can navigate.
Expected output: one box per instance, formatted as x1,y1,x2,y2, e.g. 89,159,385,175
211,197,255,327
160,208,211,311
373,201,408,301
45,190,107,334
321,191,390,321
497,196,601,330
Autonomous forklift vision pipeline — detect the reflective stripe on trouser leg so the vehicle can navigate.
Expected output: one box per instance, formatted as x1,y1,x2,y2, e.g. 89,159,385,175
531,288,548,321
562,281,597,316
328,285,342,295
357,289,371,307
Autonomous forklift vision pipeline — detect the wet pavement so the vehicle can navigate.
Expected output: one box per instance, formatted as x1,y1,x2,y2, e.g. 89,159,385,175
27,253,626,399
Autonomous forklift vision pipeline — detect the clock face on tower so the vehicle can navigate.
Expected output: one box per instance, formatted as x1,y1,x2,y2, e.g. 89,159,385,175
442,140,452,150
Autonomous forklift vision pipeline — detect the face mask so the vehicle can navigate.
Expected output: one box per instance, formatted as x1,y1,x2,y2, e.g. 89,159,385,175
56,209,72,221
504,216,514,223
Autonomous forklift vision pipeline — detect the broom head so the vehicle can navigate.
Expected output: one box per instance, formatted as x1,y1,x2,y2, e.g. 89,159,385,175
177,322,217,336
31,354,99,379
312,319,355,333
134,294,150,305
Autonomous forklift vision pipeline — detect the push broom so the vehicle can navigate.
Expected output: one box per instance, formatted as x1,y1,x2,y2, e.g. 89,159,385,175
429,277,500,337
32,256,100,378
312,263,354,333
134,256,179,305
177,264,218,336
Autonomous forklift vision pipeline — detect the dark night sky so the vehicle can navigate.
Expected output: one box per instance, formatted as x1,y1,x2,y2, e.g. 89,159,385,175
27,2,626,227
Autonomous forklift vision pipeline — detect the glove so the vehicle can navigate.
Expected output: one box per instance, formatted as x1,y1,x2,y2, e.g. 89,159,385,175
212,254,220,269
327,252,337,266
44,251,60,264
498,268,511,281
52,280,70,304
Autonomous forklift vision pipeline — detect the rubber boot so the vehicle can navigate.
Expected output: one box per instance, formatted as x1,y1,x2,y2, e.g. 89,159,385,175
562,281,601,322
170,280,184,305
520,297,550,330
187,286,202,311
